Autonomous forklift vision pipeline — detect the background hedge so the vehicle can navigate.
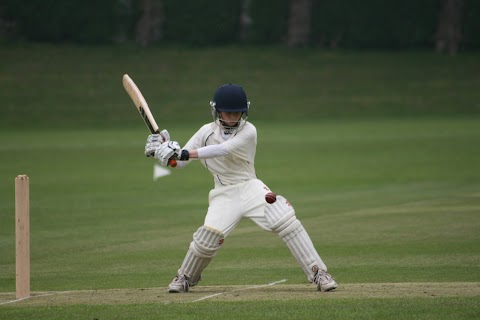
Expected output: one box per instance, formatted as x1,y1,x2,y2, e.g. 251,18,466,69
1,0,479,49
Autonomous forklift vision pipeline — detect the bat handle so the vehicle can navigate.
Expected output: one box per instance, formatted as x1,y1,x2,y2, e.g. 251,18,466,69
146,154,177,167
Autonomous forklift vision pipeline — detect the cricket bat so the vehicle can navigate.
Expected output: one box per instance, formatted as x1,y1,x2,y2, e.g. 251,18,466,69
122,74,177,167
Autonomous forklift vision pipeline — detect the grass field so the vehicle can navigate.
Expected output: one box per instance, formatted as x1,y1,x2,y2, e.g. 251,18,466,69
0,45,480,319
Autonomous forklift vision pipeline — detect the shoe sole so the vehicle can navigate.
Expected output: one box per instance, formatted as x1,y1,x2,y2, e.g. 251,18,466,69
319,283,338,292
168,290,181,293
168,286,188,293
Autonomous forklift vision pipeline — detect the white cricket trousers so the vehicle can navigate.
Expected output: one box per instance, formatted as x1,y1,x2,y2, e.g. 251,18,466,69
204,179,273,237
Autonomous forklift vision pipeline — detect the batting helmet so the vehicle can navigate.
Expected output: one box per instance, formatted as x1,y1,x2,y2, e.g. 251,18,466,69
210,84,250,113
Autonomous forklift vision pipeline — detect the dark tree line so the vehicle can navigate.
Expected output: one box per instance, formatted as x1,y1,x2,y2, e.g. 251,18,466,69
0,0,476,53
435,0,465,54
285,0,467,53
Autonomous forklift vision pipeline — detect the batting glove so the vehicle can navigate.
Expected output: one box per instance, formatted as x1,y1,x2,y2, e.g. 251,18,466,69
145,129,170,157
154,141,181,166
145,134,161,157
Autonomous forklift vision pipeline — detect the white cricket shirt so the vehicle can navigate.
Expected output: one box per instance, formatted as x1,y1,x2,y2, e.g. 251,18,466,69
182,121,257,187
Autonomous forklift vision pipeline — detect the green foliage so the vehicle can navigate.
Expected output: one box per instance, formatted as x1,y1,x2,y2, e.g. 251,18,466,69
247,0,290,44
2,0,480,49
463,0,480,49
1,0,119,43
311,0,439,49
163,0,243,45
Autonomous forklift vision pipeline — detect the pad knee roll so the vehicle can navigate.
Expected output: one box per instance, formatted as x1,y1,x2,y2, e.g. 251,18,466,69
190,226,225,258
265,195,301,237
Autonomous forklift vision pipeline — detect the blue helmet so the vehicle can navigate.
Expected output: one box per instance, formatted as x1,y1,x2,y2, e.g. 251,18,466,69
210,84,250,113
209,84,250,133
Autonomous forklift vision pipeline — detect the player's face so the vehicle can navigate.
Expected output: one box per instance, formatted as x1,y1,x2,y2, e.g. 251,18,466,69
219,112,242,127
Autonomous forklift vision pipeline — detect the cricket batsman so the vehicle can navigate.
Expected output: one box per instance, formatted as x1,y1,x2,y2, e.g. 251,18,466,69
144,84,338,293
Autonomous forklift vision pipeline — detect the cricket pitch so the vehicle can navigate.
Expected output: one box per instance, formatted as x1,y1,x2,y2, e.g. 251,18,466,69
1,282,479,306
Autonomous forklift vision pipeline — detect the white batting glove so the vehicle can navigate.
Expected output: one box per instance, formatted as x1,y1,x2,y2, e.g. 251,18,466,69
145,134,162,157
159,129,170,142
154,141,181,166
144,129,170,157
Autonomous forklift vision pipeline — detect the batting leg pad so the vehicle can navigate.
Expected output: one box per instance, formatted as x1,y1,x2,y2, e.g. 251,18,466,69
177,226,224,286
265,196,327,282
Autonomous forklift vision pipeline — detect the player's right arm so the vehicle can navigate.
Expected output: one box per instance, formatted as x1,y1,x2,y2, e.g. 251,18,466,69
159,124,211,167
179,123,256,161
188,144,228,159
153,122,256,165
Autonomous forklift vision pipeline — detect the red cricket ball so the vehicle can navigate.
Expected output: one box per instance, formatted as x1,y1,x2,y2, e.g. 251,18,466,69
265,192,277,204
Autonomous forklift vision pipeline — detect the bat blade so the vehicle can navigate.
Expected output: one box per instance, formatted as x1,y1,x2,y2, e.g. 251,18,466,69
122,74,159,134
122,74,177,167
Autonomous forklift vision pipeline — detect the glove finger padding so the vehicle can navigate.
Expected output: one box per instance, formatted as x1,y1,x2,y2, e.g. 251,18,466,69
145,145,154,157
155,141,181,166
147,134,163,143
145,134,163,157
145,130,171,157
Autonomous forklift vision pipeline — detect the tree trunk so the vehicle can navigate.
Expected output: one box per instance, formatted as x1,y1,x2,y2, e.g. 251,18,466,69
287,0,313,47
435,0,465,55
239,0,253,42
135,0,164,47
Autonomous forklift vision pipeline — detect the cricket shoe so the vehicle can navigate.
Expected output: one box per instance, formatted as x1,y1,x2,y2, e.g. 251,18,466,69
168,275,190,293
314,270,338,292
